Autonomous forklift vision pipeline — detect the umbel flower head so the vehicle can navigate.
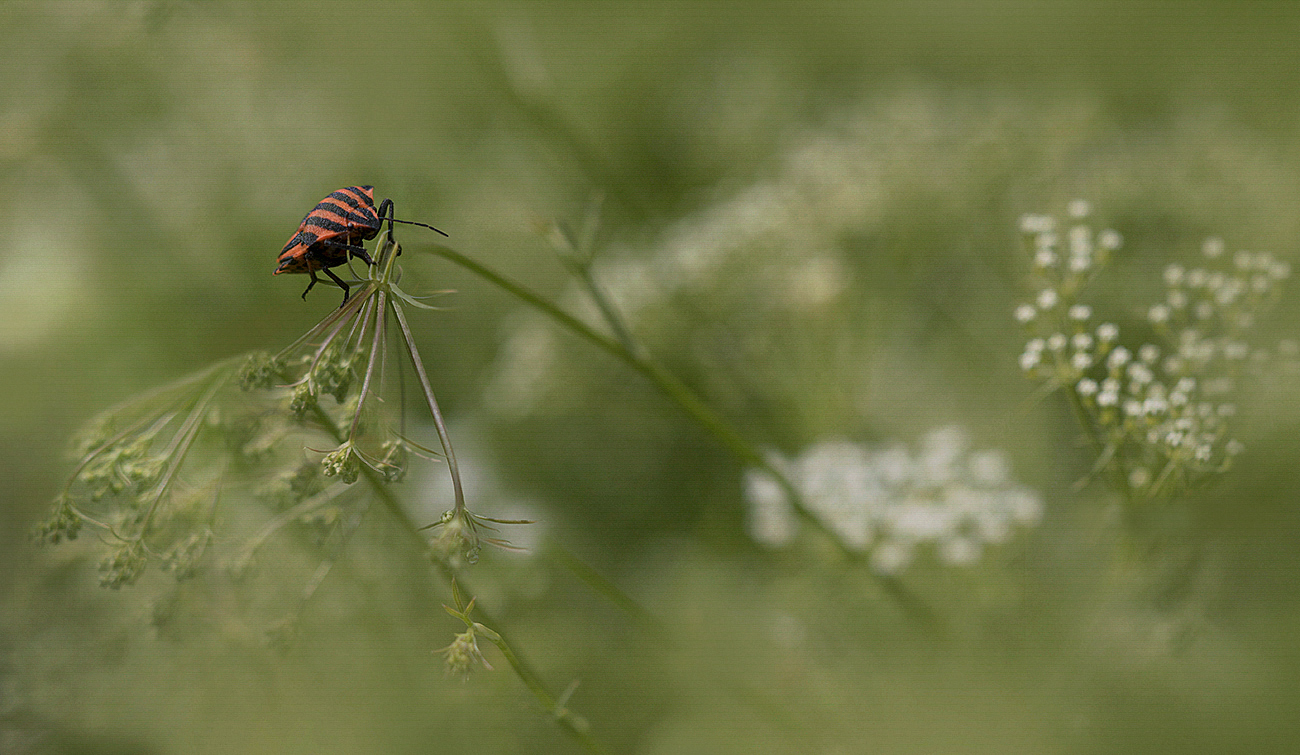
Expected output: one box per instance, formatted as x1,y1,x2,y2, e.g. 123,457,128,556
744,426,1043,574
1014,202,1293,500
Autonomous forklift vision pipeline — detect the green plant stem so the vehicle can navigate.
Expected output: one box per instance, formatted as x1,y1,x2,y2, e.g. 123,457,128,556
349,291,387,441
308,332,610,755
1062,385,1135,507
390,296,465,514
418,242,941,629
137,367,232,549
420,245,864,552
422,248,810,524
548,544,667,640
473,622,610,754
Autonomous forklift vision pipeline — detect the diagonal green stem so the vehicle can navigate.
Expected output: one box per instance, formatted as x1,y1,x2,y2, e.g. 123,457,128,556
472,621,610,754
417,242,941,631
309,400,607,752
391,297,465,514
420,244,853,552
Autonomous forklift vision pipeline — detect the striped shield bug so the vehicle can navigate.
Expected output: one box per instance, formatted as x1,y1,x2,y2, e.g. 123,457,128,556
274,185,448,305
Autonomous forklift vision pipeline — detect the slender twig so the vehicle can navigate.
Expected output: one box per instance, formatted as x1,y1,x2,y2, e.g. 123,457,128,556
349,291,387,441
136,370,231,547
391,299,465,514
309,398,608,752
419,243,860,554
415,242,943,630
473,622,611,754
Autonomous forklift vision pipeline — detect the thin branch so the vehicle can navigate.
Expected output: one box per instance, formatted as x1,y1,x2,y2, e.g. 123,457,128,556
418,243,863,554
390,299,465,514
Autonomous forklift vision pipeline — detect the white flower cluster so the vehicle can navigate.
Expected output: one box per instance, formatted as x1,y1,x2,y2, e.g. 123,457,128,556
1014,204,1292,497
745,427,1043,574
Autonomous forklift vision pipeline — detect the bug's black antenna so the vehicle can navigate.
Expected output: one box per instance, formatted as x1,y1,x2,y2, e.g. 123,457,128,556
377,198,449,238
387,217,448,237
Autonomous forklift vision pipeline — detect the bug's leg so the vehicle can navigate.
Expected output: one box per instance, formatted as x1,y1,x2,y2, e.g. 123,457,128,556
320,238,375,267
301,271,320,300
322,266,351,306
351,243,375,267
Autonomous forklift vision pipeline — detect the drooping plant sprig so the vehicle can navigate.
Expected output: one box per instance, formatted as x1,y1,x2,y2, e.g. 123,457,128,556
37,219,607,752
35,356,242,587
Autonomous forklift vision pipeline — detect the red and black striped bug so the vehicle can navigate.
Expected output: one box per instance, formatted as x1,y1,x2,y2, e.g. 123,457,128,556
274,185,448,305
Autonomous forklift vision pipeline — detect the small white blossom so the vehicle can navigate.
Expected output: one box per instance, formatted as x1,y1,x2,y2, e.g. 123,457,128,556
1068,304,1092,321
1164,264,1185,286
939,536,981,566
1069,227,1092,254
1036,288,1059,310
870,541,912,575
745,470,797,548
1076,377,1099,397
1034,250,1059,269
1098,229,1122,250
1006,489,1043,524
1071,352,1093,371
1143,396,1168,415
968,450,1009,485
1106,346,1131,370
1071,333,1094,351
1138,344,1160,364
1019,214,1056,234
1148,304,1171,325
1202,237,1225,258
1215,279,1243,305
1068,200,1091,219
1014,304,1037,324
1047,333,1067,351
1097,323,1119,342
1126,363,1154,386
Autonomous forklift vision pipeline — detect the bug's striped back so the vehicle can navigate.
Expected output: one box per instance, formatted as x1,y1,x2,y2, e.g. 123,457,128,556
275,186,381,274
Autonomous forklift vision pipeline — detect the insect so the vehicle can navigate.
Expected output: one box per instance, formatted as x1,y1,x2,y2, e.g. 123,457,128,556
274,185,448,305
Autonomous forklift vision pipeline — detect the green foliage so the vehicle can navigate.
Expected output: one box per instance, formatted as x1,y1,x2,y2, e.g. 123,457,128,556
6,2,1300,754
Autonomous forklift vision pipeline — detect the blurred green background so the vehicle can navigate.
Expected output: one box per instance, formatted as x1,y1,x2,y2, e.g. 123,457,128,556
4,1,1300,753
